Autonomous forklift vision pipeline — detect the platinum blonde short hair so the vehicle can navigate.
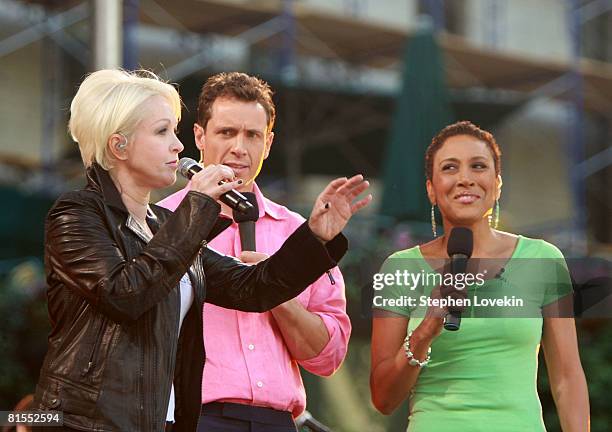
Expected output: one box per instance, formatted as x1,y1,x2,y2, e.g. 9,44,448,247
69,69,182,170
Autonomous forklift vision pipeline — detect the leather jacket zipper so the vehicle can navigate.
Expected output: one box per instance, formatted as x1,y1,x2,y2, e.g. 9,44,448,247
82,318,106,376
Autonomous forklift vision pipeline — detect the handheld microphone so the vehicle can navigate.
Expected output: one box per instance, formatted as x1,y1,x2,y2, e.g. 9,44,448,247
444,227,474,331
232,192,259,251
178,157,253,214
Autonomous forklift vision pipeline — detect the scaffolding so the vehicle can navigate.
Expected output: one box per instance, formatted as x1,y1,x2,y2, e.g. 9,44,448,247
1,0,611,247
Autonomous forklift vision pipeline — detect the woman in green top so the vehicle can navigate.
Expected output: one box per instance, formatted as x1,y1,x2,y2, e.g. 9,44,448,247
370,121,589,431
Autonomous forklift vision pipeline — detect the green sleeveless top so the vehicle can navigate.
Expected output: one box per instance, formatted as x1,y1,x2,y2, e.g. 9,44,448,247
374,236,572,432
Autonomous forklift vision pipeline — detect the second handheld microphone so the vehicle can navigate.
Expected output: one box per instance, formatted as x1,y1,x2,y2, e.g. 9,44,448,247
444,227,474,331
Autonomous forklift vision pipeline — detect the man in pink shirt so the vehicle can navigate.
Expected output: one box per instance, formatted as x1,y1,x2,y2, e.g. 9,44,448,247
158,72,351,431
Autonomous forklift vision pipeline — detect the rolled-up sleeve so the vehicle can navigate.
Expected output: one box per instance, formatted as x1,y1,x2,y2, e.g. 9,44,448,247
297,266,351,376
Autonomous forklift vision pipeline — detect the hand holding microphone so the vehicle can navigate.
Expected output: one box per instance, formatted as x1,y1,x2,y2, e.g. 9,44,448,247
178,158,253,213
443,227,473,331
417,227,474,340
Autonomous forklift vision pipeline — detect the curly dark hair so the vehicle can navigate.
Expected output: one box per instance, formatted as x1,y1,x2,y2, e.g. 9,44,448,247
425,121,501,180
196,72,275,131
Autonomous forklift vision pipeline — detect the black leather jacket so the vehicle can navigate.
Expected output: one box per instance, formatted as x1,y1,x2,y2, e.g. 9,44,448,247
33,164,346,431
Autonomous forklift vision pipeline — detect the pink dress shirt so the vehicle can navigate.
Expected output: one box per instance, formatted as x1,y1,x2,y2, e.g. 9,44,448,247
157,183,351,417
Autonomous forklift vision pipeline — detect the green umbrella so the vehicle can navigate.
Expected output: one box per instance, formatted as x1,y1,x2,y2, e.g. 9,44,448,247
380,26,453,223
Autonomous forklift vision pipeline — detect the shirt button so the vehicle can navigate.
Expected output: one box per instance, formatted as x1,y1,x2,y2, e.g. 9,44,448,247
248,344,255,351
256,381,263,388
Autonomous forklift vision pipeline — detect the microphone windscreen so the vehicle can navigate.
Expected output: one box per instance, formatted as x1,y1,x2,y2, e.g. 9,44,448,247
447,227,474,257
178,157,200,179
233,192,259,222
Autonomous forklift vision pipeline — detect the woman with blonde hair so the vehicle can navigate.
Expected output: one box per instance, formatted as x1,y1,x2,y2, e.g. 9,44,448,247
33,69,370,431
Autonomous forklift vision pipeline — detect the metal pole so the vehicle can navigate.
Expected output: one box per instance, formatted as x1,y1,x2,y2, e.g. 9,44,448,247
489,0,500,48
280,0,297,83
122,0,139,69
281,0,301,207
166,16,285,82
566,0,587,252
41,37,59,186
423,0,445,32
579,0,612,25
0,2,89,59
92,0,122,70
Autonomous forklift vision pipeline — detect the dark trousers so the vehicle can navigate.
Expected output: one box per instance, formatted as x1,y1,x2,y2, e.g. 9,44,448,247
197,402,297,432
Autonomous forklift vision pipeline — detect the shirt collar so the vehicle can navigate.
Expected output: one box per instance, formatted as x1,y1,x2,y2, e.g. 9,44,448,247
183,181,288,221
252,182,287,221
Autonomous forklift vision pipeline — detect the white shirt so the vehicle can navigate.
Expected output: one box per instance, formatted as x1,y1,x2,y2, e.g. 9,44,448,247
166,273,194,422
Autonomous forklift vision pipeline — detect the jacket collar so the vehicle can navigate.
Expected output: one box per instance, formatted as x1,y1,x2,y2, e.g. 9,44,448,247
86,163,129,214
87,163,232,242
86,163,161,240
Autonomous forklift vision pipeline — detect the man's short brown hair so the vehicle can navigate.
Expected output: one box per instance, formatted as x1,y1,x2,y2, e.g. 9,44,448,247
197,72,276,131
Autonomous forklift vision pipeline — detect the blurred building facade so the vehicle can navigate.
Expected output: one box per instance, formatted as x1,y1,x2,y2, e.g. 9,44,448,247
1,0,611,250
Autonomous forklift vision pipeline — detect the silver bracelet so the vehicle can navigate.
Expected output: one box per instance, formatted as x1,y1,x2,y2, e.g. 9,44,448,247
403,331,431,367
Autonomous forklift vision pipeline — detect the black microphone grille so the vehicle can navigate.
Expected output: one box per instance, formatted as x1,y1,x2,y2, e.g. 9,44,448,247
447,227,474,257
178,157,198,178
233,192,259,222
